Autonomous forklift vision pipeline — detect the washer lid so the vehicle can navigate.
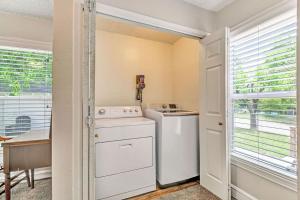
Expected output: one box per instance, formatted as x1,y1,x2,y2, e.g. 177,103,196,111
161,111,199,116
95,117,155,128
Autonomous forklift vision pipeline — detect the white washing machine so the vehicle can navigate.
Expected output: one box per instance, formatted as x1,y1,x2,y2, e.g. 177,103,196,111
94,106,156,200
144,104,199,186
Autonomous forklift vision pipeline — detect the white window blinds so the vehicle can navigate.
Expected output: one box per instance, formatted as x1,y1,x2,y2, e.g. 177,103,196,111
0,47,52,136
230,10,297,176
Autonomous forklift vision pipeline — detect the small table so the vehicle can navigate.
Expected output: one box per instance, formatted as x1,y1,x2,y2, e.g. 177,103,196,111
1,130,51,200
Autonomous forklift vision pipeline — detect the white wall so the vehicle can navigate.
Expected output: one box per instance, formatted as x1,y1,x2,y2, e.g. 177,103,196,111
216,0,298,200
52,0,73,197
97,0,216,33
0,11,52,43
172,37,200,111
231,164,296,200
52,0,82,199
216,0,283,29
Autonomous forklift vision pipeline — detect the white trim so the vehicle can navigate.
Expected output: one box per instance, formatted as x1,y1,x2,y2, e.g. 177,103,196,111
231,155,297,192
231,0,297,36
96,3,208,38
297,0,300,197
0,36,52,51
225,27,232,200
231,185,258,200
34,167,52,180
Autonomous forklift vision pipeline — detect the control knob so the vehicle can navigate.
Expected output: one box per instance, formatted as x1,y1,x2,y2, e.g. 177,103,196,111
98,109,106,115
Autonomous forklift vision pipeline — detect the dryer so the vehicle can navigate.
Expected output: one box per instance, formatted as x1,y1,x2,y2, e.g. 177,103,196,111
94,106,156,200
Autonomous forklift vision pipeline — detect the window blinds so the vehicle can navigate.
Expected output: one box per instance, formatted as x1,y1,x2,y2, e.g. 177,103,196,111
0,47,52,136
230,10,297,176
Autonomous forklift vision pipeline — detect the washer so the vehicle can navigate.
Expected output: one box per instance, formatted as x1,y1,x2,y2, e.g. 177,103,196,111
144,104,199,186
94,106,156,200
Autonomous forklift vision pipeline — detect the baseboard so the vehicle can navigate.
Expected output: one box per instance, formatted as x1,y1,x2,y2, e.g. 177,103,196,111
35,167,51,180
231,185,258,200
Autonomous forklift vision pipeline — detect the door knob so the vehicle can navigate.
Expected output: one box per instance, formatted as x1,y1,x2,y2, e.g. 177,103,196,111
218,122,223,126
95,134,99,138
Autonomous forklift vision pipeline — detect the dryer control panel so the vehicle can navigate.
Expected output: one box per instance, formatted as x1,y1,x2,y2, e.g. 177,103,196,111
95,106,142,119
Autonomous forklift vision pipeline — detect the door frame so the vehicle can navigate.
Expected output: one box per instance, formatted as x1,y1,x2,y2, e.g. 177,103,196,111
84,3,231,199
95,3,207,38
82,0,96,199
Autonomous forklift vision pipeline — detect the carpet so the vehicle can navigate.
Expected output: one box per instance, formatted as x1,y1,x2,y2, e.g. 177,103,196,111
0,179,51,200
0,179,220,200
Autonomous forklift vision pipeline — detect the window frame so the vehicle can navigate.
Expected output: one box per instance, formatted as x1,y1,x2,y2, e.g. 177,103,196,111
231,154,297,191
228,7,298,189
0,36,52,52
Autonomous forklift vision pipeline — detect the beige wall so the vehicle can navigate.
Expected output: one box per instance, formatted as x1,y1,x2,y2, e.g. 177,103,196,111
172,37,200,111
95,30,174,106
95,31,201,109
0,11,52,43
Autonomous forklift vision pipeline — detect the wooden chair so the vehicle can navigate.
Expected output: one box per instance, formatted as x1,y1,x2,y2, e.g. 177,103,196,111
0,136,31,196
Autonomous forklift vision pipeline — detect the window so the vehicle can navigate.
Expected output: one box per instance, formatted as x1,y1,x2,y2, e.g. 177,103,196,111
230,10,297,176
0,47,52,136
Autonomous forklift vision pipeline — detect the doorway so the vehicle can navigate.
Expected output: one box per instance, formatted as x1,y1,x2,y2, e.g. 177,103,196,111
84,3,230,200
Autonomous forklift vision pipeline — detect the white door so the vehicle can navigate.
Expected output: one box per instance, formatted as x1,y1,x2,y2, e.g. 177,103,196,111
200,28,229,200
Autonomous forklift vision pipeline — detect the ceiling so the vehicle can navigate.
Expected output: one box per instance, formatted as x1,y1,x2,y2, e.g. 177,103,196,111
0,0,236,19
96,15,183,44
0,0,52,18
0,0,235,19
183,0,235,11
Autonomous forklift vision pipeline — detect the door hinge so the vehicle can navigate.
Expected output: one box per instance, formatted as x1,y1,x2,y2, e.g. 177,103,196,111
87,0,95,12
86,115,93,128
86,98,94,128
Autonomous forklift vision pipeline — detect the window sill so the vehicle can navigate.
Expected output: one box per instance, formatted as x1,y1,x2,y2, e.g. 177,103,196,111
231,154,297,192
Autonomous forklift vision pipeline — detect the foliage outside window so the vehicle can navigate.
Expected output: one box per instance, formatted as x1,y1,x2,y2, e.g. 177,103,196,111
230,10,297,176
0,47,52,136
